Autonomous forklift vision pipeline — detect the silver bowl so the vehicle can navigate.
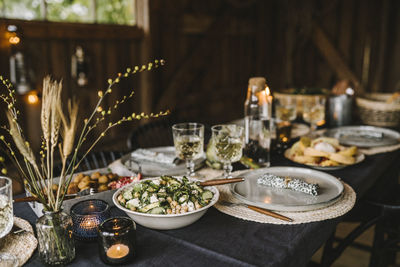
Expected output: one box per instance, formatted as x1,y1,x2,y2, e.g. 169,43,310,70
112,177,219,230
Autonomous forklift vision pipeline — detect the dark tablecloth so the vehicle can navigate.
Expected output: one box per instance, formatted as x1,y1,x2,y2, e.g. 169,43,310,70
14,150,400,267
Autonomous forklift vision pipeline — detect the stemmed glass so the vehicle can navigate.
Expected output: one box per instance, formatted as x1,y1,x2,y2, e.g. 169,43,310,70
302,96,326,137
275,95,297,147
211,124,244,178
172,123,204,177
275,96,297,122
0,177,18,266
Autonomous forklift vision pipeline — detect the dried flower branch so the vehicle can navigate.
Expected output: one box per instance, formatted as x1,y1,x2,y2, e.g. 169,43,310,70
0,59,168,211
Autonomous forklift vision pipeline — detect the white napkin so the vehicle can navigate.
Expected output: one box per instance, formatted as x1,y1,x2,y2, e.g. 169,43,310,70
108,159,137,177
130,148,177,166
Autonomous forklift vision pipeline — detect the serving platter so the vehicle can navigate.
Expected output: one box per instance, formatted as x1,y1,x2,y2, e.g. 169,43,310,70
230,167,344,212
121,146,205,177
284,149,365,171
324,126,400,148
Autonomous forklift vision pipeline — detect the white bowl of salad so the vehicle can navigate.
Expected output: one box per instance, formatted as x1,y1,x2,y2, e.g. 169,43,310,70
112,176,219,230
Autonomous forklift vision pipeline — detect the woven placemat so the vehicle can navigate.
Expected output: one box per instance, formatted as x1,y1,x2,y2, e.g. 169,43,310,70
358,143,400,155
0,217,37,267
214,182,356,225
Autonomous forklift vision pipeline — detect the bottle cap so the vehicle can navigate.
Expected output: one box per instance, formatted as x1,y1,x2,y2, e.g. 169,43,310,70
248,77,266,91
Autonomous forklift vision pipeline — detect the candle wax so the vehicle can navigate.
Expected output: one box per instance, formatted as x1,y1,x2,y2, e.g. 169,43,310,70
106,244,129,259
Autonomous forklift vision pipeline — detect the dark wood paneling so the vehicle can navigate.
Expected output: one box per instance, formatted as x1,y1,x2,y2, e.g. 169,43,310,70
0,20,144,152
151,0,400,124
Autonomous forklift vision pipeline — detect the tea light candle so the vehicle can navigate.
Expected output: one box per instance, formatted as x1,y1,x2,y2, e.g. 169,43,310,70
98,217,136,265
71,199,110,241
106,244,130,259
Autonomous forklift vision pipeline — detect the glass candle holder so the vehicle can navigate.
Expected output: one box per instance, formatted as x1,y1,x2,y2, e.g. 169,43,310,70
98,217,136,265
71,199,110,241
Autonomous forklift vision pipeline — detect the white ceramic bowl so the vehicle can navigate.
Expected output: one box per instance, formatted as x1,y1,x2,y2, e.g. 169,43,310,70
112,177,219,230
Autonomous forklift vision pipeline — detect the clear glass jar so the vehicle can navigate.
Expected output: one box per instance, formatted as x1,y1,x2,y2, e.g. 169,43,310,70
244,77,272,166
36,210,75,265
98,217,136,265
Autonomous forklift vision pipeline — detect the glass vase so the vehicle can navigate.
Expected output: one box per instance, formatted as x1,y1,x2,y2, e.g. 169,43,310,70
36,210,75,265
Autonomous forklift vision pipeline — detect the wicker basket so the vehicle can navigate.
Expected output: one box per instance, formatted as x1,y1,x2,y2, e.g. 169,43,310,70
356,93,400,127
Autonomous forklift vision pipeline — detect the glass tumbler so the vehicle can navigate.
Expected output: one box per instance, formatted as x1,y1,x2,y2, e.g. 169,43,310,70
0,177,17,266
71,199,110,241
0,177,13,239
302,96,326,137
98,217,136,265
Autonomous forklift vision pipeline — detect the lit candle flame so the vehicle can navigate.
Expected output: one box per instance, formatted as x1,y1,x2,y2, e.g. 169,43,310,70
27,92,39,105
265,86,271,96
9,36,20,45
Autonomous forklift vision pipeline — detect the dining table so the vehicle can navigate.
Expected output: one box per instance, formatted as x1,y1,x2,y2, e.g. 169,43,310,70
13,146,400,267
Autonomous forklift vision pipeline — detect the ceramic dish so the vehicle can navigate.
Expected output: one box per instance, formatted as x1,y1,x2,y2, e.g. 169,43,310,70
324,126,400,148
121,146,205,176
283,149,365,171
230,167,343,212
113,177,219,230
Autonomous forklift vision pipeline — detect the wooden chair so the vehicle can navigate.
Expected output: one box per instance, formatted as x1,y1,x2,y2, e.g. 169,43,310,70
53,151,124,176
316,163,400,267
127,117,212,151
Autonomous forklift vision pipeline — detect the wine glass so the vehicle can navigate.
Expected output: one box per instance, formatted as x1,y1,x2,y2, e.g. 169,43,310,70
0,177,13,238
172,123,204,177
275,96,297,122
302,96,326,137
0,177,17,267
275,95,297,148
211,124,244,178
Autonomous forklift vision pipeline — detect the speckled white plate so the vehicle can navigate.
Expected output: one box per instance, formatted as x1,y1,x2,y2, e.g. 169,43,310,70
324,126,400,148
230,167,344,212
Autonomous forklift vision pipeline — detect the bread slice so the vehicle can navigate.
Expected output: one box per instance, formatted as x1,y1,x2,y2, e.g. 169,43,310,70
304,147,330,158
329,153,356,165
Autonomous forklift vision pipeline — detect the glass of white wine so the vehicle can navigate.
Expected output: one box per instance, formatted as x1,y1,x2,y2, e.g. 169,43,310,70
172,123,204,177
275,96,297,122
302,96,326,136
211,124,244,178
0,177,17,267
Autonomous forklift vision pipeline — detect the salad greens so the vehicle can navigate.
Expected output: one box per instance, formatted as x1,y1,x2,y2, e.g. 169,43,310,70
117,176,214,215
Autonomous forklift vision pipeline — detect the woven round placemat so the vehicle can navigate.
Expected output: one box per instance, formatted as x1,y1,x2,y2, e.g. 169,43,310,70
0,217,37,267
214,182,356,225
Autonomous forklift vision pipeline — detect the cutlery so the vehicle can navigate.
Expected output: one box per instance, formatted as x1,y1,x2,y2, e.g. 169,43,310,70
199,178,244,186
219,200,293,222
13,187,97,203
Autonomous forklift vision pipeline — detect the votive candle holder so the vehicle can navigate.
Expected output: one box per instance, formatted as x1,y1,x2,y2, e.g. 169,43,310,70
98,217,136,265
71,199,110,241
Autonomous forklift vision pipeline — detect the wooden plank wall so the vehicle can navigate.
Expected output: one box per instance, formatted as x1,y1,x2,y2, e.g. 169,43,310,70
0,19,144,151
150,0,400,125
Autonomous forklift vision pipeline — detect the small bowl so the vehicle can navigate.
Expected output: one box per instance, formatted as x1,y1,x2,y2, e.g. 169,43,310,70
112,177,219,230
